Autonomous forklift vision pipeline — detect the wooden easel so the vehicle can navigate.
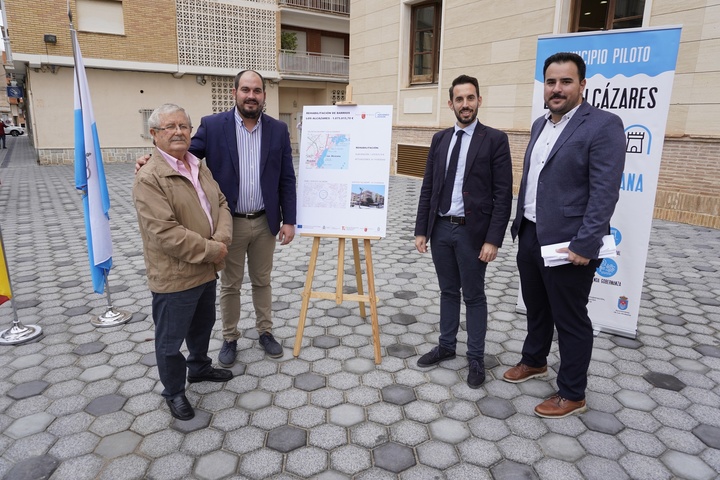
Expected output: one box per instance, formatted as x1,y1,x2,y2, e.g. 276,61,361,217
293,234,382,364
293,86,384,364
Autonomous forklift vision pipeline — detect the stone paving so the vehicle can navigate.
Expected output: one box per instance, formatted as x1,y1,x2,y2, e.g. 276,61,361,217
1,135,720,479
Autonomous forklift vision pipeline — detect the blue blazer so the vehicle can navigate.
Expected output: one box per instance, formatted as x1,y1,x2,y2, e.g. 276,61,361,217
511,101,626,259
415,121,514,250
190,109,297,236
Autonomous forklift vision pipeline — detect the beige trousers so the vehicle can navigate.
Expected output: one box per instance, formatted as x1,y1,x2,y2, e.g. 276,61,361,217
219,215,276,340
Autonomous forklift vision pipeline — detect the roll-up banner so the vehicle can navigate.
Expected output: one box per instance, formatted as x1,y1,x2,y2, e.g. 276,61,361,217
519,26,682,338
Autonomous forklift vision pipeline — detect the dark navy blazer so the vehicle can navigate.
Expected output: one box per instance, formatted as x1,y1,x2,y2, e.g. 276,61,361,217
511,101,626,259
414,121,514,251
190,109,297,236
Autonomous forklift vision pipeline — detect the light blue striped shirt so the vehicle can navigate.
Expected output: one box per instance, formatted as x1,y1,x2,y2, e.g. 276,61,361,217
234,108,264,213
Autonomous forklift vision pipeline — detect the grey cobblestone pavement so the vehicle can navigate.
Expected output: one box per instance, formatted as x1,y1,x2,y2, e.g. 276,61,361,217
1,135,720,479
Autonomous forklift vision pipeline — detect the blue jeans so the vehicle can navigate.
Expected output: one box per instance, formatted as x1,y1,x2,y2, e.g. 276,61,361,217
151,280,217,399
430,218,489,361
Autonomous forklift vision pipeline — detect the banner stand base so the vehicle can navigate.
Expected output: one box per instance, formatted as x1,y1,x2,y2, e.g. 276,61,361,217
0,323,43,345
92,307,132,328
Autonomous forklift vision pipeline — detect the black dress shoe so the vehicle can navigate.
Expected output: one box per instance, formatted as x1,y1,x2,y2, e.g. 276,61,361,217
187,367,234,384
166,395,194,420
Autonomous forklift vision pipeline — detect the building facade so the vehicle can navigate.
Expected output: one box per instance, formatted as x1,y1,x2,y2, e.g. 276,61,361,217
349,0,720,228
2,0,348,162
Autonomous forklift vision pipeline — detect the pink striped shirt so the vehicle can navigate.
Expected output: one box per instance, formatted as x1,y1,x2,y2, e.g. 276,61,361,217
157,148,214,230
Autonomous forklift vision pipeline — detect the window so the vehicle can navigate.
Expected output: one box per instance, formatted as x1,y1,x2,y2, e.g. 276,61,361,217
77,0,125,35
410,1,441,85
140,109,152,139
572,0,645,32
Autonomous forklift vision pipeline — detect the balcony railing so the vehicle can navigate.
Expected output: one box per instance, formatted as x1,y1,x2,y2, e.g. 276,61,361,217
279,50,349,78
279,0,349,15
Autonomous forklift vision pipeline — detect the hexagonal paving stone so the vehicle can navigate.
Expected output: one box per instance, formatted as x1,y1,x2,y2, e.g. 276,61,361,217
171,409,212,433
390,313,417,325
386,344,416,359
373,442,416,473
7,380,50,400
694,345,720,358
329,404,365,427
477,396,516,420
3,455,59,480
95,431,142,458
73,341,107,355
429,418,471,444
491,460,539,479
195,450,238,479
5,412,56,439
85,394,127,416
267,425,307,453
65,305,93,316
313,335,341,349
295,372,327,391
15,298,41,309
394,291,417,300
611,336,642,349
693,424,720,449
327,307,351,318
696,296,720,306
237,391,273,410
580,410,625,435
656,314,686,326
139,352,157,366
381,385,416,406
538,433,585,462
643,372,686,391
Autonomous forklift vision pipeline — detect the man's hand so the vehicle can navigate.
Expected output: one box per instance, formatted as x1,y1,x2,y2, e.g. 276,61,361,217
478,243,498,263
556,247,590,266
415,235,428,253
135,154,151,174
212,242,228,264
278,224,295,245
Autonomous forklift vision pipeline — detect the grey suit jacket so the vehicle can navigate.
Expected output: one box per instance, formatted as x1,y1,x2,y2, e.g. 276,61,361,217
510,101,626,259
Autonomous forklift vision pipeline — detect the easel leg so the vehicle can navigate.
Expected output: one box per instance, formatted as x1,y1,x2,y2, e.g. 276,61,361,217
364,239,381,364
351,238,367,318
336,238,345,305
294,236,320,357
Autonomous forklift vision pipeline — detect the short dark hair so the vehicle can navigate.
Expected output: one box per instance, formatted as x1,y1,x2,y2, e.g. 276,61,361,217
234,70,266,90
543,52,586,81
449,74,479,100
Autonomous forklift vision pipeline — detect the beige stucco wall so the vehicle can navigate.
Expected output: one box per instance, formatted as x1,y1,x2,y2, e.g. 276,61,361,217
349,0,720,227
27,68,280,163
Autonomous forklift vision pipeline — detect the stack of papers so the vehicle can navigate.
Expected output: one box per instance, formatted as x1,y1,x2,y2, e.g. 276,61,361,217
541,234,617,267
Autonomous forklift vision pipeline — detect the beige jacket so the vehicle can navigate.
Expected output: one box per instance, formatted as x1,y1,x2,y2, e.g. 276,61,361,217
132,148,232,293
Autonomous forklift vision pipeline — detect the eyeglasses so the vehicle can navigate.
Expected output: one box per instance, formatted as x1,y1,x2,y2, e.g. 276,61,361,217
153,124,192,132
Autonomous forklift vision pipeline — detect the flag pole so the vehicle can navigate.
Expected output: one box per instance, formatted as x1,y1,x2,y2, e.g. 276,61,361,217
91,271,132,327
70,9,130,328
0,225,43,345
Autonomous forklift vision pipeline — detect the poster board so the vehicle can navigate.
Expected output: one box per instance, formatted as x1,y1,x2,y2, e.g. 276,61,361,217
296,105,393,238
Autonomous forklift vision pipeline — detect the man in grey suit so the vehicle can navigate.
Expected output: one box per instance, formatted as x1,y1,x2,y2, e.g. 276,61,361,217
503,52,625,418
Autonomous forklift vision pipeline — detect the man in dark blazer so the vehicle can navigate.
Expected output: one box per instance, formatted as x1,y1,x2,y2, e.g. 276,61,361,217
191,70,297,365
414,74,513,389
503,53,625,418
137,70,297,365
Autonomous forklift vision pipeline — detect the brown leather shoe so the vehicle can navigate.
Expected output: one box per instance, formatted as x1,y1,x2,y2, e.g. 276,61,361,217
502,363,548,383
534,394,587,418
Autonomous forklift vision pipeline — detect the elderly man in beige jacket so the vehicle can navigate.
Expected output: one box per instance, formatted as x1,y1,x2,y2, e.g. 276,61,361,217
133,103,233,421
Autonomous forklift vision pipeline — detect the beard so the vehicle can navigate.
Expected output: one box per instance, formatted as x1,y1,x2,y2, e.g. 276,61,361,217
454,107,477,126
237,100,263,119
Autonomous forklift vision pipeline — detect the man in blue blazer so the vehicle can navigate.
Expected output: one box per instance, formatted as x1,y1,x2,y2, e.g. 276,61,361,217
504,53,625,418
189,70,297,365
414,74,513,388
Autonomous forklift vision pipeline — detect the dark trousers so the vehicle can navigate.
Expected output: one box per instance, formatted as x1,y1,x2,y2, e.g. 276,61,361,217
430,217,488,361
517,220,599,401
0,135,5,148
151,280,216,399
